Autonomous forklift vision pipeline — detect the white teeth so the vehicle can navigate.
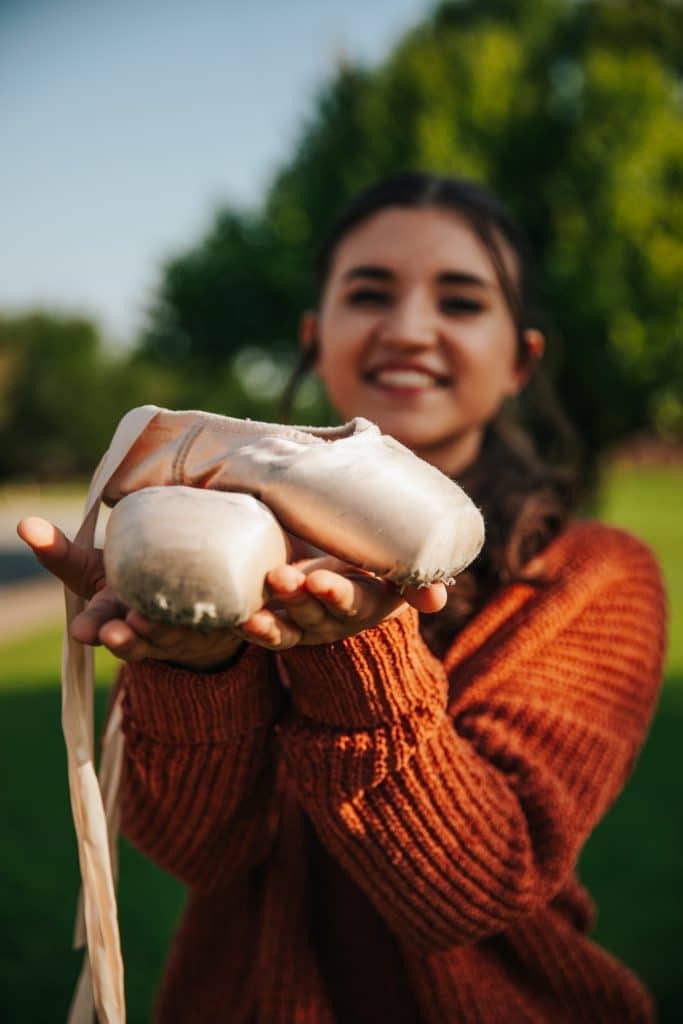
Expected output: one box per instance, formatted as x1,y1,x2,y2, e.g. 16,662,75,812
374,369,436,388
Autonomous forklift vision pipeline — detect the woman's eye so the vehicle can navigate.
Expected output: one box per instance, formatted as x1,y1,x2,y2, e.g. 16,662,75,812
440,297,483,315
346,289,392,307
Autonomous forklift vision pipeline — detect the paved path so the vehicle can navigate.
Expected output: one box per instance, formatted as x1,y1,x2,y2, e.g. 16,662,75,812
0,576,64,641
0,489,109,642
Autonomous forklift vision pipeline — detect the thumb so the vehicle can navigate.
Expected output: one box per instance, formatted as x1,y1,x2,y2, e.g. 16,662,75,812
402,581,447,614
17,517,105,599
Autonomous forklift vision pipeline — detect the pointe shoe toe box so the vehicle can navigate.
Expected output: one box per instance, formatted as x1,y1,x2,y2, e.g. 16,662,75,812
248,431,485,585
103,487,288,628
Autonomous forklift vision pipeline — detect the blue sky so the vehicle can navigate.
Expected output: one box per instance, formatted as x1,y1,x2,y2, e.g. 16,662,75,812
1,0,430,343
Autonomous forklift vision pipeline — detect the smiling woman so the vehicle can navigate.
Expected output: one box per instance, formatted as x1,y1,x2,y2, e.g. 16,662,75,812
20,172,667,1023
287,173,575,642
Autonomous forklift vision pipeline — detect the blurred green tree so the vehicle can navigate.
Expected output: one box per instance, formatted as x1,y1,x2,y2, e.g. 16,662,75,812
0,312,173,479
141,0,682,462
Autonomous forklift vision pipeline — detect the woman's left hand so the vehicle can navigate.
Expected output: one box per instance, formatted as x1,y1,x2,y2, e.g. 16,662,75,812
241,557,447,650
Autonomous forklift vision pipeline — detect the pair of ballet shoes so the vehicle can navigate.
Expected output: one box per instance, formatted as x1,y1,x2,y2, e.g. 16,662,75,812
102,406,485,628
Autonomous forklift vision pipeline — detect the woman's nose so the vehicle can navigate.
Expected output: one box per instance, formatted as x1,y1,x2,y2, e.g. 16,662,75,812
378,293,438,348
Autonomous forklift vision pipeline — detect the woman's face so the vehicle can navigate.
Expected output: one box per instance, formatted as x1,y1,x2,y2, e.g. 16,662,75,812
309,207,541,475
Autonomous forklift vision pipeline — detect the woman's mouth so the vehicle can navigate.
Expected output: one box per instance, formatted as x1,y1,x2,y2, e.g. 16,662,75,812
365,366,450,393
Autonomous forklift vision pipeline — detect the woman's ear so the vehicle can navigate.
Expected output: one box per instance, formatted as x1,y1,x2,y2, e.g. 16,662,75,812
299,311,320,363
512,328,545,393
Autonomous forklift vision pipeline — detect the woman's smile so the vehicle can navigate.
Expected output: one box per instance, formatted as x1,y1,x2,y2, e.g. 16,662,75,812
362,360,453,397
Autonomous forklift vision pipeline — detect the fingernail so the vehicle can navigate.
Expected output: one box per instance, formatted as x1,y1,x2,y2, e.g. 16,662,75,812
101,624,129,647
127,610,153,634
280,566,303,591
17,517,53,548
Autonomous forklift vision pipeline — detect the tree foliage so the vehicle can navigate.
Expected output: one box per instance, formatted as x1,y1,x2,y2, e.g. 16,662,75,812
0,312,165,479
139,0,682,464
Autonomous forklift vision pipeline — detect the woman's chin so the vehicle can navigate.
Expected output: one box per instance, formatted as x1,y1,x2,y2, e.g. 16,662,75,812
360,409,446,446
335,399,469,459
371,417,452,451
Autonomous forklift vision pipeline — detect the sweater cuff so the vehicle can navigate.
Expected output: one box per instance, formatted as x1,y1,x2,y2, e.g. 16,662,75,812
121,643,282,744
280,607,446,728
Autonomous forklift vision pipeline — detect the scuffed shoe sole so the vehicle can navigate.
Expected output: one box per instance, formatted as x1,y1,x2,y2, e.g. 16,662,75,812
104,487,289,628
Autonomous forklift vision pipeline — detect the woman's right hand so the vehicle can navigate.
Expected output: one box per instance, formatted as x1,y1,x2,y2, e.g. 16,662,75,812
17,516,269,669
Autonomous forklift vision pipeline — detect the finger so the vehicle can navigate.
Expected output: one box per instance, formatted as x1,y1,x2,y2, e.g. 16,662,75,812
402,582,447,614
265,565,329,629
240,609,302,650
127,610,251,667
264,564,307,602
71,587,129,644
17,516,104,598
98,619,159,662
303,569,389,620
124,610,189,650
125,609,156,634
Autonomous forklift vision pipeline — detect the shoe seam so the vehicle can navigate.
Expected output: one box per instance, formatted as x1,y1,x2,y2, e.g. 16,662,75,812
172,423,206,484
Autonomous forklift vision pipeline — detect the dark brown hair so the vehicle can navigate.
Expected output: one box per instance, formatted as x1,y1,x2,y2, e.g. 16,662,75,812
282,171,582,656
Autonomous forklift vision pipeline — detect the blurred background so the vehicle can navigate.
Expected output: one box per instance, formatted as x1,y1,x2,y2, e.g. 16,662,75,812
1,0,681,1020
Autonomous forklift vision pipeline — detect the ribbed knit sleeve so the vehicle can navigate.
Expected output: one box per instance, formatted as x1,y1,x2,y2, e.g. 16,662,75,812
278,523,667,955
119,643,283,891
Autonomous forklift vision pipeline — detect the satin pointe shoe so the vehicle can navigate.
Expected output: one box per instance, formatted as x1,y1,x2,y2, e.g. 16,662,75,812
104,487,290,627
103,406,485,588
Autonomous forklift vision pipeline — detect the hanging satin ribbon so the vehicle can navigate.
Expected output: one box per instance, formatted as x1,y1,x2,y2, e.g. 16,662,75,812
62,406,160,1024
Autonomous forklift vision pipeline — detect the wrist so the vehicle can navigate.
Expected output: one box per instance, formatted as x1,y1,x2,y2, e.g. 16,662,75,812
167,639,247,673
121,645,282,744
282,607,446,727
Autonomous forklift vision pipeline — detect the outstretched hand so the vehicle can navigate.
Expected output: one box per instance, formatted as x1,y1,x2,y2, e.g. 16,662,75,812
17,517,447,666
17,516,246,669
248,556,447,650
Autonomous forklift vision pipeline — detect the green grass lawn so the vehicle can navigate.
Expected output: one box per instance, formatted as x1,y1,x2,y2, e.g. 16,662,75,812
0,464,681,1022
0,633,186,1023
578,465,683,1023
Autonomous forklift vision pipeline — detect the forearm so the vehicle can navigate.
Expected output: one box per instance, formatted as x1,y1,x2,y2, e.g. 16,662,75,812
282,710,561,953
119,643,283,890
278,567,666,954
278,609,476,952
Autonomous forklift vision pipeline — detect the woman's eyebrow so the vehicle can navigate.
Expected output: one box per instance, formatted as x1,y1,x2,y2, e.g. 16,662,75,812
437,271,492,289
342,265,395,283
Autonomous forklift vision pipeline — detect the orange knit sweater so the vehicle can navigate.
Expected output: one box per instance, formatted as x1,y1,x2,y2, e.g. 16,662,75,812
118,521,667,1022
